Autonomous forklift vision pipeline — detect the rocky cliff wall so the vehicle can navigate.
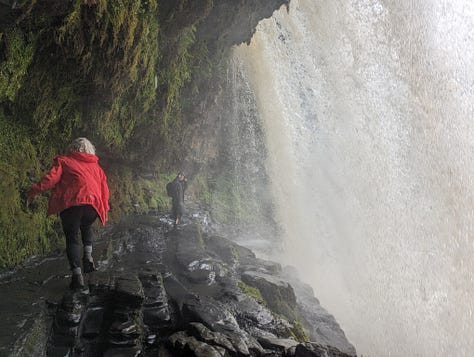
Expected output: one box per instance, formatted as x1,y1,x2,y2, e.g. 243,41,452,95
0,0,287,268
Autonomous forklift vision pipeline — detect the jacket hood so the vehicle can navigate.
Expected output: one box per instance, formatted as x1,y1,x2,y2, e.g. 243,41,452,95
68,151,99,163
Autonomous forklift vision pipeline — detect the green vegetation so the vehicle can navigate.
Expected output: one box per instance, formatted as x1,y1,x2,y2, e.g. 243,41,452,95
107,169,175,220
190,171,212,205
16,0,162,153
0,0,217,268
0,0,275,268
288,319,309,343
0,29,35,102
230,245,239,261
0,112,63,267
159,24,196,136
208,174,247,224
238,280,265,304
193,171,265,226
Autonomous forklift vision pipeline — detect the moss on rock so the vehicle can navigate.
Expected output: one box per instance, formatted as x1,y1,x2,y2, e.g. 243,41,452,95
0,0,289,268
0,111,62,267
238,280,265,304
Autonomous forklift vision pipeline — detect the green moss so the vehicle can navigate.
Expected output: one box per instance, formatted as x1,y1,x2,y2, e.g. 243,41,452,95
0,0,225,267
207,174,261,225
106,168,177,220
238,280,265,304
51,0,161,151
0,111,62,268
0,29,35,102
288,319,309,343
6,0,214,152
12,0,210,165
190,172,212,205
230,245,239,260
185,171,250,226
189,170,271,228
158,25,196,135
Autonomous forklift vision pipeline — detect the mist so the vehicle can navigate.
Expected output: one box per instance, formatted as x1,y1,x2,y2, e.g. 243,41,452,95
231,0,474,356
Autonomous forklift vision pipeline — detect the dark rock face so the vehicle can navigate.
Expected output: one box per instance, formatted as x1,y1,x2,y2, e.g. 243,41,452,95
141,274,171,331
114,275,145,308
196,0,290,52
295,342,354,357
37,215,357,356
188,322,236,352
241,270,297,319
51,293,85,347
282,267,356,355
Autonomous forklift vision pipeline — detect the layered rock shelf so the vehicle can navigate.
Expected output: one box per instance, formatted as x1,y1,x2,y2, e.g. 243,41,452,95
6,214,357,356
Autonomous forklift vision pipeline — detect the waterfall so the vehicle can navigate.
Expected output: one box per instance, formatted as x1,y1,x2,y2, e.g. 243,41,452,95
232,0,474,356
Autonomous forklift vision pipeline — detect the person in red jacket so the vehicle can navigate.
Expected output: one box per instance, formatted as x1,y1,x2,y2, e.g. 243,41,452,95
27,137,110,290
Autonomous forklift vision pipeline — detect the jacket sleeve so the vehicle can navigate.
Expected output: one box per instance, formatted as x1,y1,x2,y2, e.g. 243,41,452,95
101,170,110,213
29,158,63,197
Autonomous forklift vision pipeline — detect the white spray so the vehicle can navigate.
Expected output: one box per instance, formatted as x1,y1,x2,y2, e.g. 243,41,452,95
233,0,474,356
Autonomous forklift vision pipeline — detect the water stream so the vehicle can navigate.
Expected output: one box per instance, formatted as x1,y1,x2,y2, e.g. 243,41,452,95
232,1,474,356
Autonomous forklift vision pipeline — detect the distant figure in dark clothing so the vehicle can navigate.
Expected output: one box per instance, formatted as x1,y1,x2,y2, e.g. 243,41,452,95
169,172,187,227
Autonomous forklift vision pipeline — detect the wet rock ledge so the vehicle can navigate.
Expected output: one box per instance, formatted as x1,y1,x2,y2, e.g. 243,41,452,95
46,216,357,356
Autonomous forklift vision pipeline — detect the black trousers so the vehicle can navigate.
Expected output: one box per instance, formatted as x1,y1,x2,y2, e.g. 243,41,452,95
172,200,184,219
60,205,98,270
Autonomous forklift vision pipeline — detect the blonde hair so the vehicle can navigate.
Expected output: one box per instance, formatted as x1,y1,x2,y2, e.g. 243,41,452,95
69,137,96,155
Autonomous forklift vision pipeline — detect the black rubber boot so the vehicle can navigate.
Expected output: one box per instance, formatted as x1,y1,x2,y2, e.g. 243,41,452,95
70,274,84,290
83,258,96,273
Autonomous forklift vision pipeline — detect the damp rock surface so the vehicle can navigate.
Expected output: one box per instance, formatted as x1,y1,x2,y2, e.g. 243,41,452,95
3,214,357,356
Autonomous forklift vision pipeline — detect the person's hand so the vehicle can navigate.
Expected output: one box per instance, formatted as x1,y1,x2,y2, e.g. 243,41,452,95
26,191,35,209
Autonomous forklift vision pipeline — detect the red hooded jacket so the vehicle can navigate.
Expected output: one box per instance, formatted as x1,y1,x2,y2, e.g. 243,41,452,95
29,151,110,225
